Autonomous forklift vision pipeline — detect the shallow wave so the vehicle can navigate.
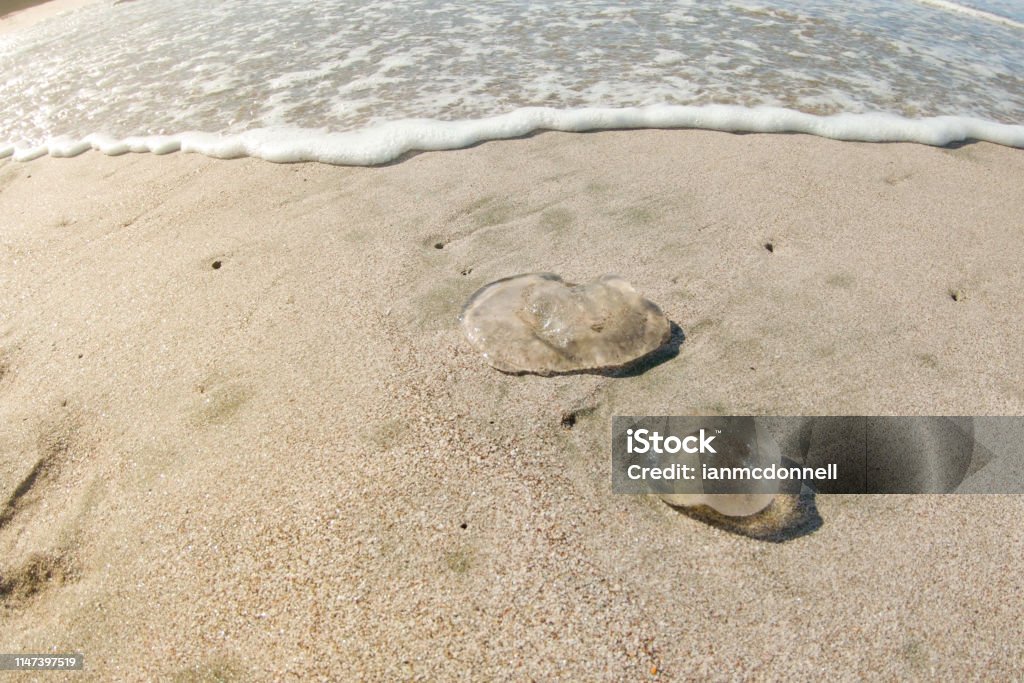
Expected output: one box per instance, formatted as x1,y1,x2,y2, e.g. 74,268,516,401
3,105,1022,166
2,0,1023,157
909,0,1024,29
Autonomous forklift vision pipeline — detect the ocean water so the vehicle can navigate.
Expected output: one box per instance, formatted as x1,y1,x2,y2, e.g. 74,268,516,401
1,0,1022,164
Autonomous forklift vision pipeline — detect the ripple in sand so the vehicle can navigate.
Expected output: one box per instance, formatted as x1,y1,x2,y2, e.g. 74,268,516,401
459,273,671,376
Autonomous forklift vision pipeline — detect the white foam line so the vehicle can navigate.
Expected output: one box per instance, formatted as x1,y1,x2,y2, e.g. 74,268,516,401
1,105,1022,165
909,0,1024,30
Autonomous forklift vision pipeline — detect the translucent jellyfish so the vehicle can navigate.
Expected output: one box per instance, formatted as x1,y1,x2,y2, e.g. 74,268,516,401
658,418,783,517
460,273,672,375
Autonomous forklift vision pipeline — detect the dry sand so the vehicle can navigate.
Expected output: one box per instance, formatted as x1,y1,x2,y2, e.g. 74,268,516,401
1,131,1023,679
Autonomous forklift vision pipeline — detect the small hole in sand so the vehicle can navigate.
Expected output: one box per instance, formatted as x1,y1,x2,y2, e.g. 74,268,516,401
77,353,83,359
212,260,223,270
434,242,445,250
460,522,468,530
764,242,775,253
560,412,577,429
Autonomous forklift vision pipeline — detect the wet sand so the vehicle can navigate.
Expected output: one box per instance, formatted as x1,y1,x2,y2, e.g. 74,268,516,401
1,132,1023,679
0,0,96,35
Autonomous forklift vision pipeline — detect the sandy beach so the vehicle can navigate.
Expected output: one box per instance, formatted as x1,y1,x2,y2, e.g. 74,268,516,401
0,0,97,35
1,131,1022,679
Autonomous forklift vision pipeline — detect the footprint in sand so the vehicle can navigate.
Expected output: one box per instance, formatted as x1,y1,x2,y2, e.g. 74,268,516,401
0,416,85,612
0,417,79,532
0,552,78,612
188,374,252,427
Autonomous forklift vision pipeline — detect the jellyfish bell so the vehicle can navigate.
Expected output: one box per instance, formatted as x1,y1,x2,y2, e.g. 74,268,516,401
459,273,672,375
661,492,776,518
660,420,783,517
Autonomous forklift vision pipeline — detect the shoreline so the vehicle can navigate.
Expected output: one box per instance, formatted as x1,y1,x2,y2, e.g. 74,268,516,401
4,107,1024,165
2,130,1023,677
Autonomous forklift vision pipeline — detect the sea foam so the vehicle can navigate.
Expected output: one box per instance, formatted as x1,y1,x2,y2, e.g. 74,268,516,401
1,0,1022,165
2,106,1022,166
910,0,1024,29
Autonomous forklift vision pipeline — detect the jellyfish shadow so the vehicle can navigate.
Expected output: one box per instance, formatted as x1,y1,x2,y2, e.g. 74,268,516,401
502,321,685,378
601,322,686,378
666,456,824,544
